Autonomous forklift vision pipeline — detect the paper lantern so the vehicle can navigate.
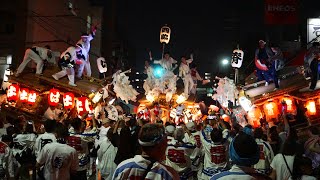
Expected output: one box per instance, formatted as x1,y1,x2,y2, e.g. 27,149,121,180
7,84,20,101
231,49,244,68
263,101,279,122
27,91,37,105
19,88,29,103
76,97,90,116
247,106,263,128
306,100,316,116
92,90,103,104
48,88,60,106
63,93,75,109
160,25,171,44
280,96,296,114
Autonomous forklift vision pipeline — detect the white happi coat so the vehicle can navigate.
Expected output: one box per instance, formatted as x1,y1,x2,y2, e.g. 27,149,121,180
154,57,177,71
179,59,194,95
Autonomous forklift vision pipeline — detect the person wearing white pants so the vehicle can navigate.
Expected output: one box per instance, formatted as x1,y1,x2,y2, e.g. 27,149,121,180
76,26,97,78
15,46,52,77
52,46,82,87
179,55,194,96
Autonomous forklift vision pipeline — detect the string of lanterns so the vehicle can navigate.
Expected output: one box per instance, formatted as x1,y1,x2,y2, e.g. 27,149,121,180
6,84,107,116
246,94,320,127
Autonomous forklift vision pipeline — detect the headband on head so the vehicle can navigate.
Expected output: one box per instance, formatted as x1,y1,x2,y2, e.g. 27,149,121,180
138,133,166,147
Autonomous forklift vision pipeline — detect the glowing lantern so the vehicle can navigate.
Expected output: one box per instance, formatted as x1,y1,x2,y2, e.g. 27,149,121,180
263,101,279,122
222,114,231,123
176,94,187,104
146,94,155,103
247,106,263,128
306,100,316,116
280,96,296,114
48,88,60,106
76,97,90,116
27,91,37,105
160,25,171,44
92,90,103,104
63,93,75,109
7,84,20,101
19,88,29,103
231,49,244,68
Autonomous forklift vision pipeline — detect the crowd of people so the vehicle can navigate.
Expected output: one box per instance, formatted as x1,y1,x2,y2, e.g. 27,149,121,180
0,107,319,180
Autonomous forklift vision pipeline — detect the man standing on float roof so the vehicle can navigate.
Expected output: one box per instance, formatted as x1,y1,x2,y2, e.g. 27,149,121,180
76,25,97,78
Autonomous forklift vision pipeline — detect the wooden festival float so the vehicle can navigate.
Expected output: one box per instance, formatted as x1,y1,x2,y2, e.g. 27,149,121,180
241,65,320,129
4,66,114,121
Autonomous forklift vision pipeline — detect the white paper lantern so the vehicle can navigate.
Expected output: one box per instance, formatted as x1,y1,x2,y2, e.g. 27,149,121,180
160,25,171,44
231,49,244,68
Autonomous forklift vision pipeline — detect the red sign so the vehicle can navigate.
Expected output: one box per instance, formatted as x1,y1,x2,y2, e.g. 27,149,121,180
76,97,90,116
19,88,29,103
265,0,298,25
63,93,75,109
48,88,60,106
7,84,20,101
27,91,37,105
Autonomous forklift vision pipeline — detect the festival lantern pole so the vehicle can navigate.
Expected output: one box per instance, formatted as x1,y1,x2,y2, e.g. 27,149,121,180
160,25,171,59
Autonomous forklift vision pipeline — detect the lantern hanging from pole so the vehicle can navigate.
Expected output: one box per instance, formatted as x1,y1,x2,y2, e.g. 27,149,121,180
63,92,75,109
160,25,171,44
27,91,37,105
231,49,244,68
48,88,60,106
247,106,263,128
7,84,20,101
263,100,279,122
76,97,90,116
306,100,316,116
19,88,29,103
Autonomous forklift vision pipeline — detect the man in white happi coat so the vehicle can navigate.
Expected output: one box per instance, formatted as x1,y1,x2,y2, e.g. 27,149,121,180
152,52,177,72
76,26,97,78
15,45,53,77
52,45,84,87
179,55,194,96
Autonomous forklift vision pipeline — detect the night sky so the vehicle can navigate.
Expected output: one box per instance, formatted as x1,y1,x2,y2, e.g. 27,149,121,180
115,0,265,75
115,0,320,77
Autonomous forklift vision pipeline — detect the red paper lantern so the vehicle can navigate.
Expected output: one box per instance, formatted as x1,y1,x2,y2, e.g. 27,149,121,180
63,93,75,109
76,97,90,116
27,91,37,105
7,84,20,101
280,96,296,115
247,106,263,128
48,88,60,106
19,88,29,103
306,100,316,116
263,101,279,122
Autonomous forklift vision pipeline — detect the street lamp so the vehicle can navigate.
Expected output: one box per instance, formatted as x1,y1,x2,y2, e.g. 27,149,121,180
221,59,229,65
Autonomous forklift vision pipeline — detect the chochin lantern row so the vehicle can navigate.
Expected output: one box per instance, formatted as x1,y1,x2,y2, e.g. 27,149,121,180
7,85,92,114
7,84,37,105
247,96,320,127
